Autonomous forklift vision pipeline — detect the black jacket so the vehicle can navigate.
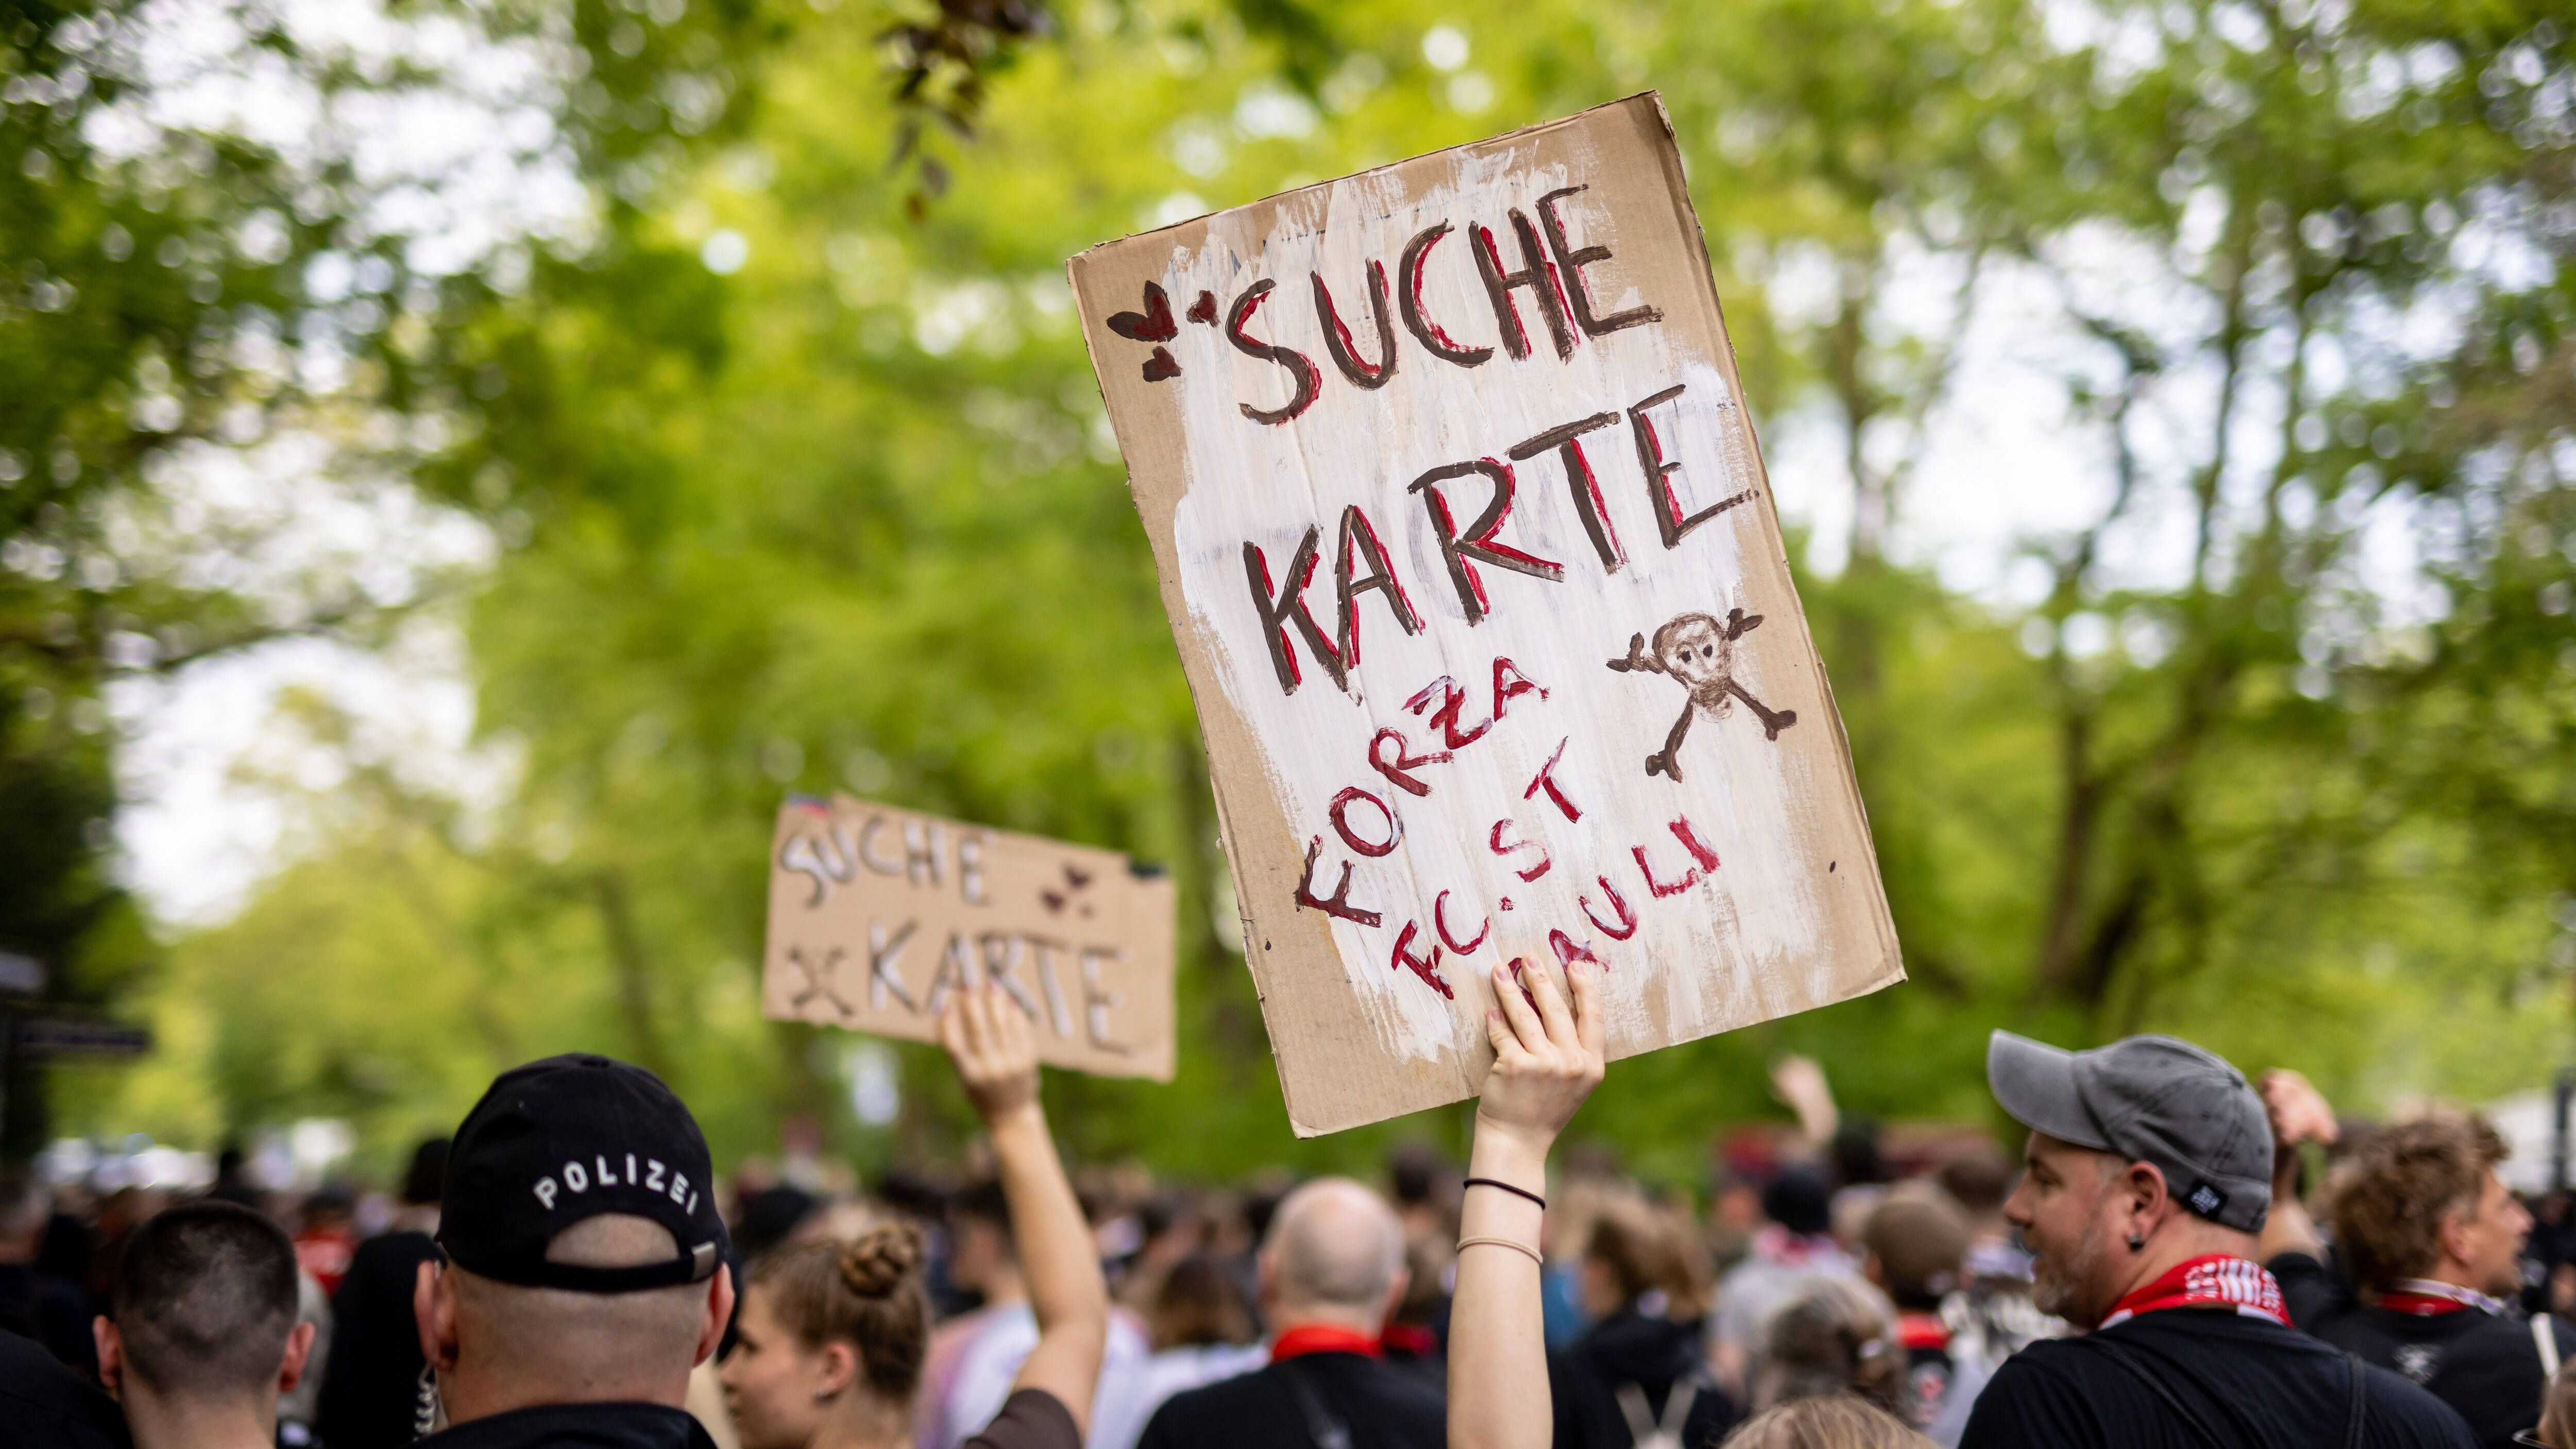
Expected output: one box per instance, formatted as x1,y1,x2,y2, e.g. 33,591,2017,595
1138,1351,1445,1449
0,1327,129,1449
317,1230,443,1449
2273,1251,2575,1449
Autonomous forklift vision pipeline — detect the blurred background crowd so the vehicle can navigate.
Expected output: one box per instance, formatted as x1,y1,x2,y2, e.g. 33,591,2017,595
13,1055,2576,1447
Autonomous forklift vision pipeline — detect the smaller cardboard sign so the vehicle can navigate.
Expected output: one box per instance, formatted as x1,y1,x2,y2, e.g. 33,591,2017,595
760,795,1176,1081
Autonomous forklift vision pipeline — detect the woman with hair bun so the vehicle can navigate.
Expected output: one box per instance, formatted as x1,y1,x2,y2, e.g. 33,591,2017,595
721,1222,935,1449
722,986,1105,1449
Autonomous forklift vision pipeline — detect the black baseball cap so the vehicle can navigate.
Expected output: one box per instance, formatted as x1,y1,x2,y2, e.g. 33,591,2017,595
438,1054,730,1293
1986,1030,2273,1233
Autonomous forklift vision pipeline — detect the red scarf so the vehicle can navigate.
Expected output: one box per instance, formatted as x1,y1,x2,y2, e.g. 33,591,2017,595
2098,1254,2289,1329
1380,1323,1438,1356
2377,1278,2503,1317
1895,1311,1951,1352
1270,1324,1382,1361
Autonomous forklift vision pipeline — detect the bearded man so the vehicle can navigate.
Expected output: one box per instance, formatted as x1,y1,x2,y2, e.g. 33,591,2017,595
1957,1031,2474,1449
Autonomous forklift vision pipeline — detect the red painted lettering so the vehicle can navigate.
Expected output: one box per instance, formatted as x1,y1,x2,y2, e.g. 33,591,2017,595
1226,279,1320,425
1242,528,1345,694
1330,785,1400,858
1549,930,1602,968
1333,503,1421,666
1488,818,1552,883
1367,727,1449,798
1398,222,1494,367
1293,836,1381,926
1580,876,1638,939
1408,458,1563,626
1405,675,1493,749
1633,841,1701,899
1492,656,1546,718
1524,736,1581,823
1629,382,1753,548
1389,921,1453,998
1670,816,1722,873
1535,186,1662,338
1434,890,1489,954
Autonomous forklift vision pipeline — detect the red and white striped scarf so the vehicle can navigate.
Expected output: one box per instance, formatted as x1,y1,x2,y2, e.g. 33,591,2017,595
2098,1254,2290,1329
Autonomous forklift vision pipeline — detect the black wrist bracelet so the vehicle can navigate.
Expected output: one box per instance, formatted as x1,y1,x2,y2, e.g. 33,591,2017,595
1464,1176,1548,1211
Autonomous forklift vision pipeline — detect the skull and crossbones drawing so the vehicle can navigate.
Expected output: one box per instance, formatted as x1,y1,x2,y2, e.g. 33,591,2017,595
1607,607,1799,781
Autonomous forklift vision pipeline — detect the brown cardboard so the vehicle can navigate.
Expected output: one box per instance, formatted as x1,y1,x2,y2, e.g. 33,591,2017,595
1069,93,1902,1134
761,794,1176,1081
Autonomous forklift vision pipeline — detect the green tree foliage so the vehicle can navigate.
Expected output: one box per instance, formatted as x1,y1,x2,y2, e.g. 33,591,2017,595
0,0,405,1153
21,0,2576,1179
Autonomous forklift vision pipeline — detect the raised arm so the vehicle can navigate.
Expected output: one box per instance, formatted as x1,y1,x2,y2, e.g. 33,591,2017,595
1770,1053,1839,1150
2257,1068,2337,1262
941,984,1109,1431
1448,959,1605,1449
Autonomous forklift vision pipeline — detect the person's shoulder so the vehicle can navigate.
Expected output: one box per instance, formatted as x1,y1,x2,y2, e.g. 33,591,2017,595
1146,1361,1278,1424
1981,1333,2100,1376
0,1329,129,1449
2265,1250,2330,1278
2352,1358,2480,1447
1959,1337,2113,1411
1340,1352,1448,1413
1957,1340,2106,1447
2266,1253,2361,1330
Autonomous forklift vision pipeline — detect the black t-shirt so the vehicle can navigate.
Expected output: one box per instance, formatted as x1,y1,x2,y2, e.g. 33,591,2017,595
0,1327,130,1449
1547,1311,1740,1449
1137,1352,1445,1449
1958,1307,2476,1449
2273,1251,2575,1449
416,1401,718,1449
967,1388,1082,1449
317,1229,443,1449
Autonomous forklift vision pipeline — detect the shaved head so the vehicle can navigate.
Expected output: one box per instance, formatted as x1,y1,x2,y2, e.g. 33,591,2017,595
430,1211,726,1422
1262,1178,1404,1321
453,1215,708,1371
111,1200,299,1398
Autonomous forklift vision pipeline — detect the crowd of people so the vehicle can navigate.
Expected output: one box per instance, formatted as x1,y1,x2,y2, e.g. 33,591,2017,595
5,969,2576,1449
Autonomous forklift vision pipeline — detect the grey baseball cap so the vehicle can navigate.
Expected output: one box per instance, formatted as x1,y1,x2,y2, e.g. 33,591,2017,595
1986,1030,2273,1233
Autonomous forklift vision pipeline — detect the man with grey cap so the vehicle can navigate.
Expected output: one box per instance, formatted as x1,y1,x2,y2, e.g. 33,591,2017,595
1959,1030,2473,1449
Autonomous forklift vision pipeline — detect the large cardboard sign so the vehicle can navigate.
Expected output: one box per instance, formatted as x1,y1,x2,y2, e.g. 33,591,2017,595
1070,94,1902,1134
762,795,1176,1080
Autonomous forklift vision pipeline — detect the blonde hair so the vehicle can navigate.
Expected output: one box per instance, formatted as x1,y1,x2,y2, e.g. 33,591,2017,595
2539,1358,2576,1448
1755,1278,1904,1416
1726,1395,1938,1449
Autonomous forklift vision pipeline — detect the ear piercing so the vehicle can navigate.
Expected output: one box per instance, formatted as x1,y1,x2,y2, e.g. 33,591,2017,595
2127,1233,2145,1251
